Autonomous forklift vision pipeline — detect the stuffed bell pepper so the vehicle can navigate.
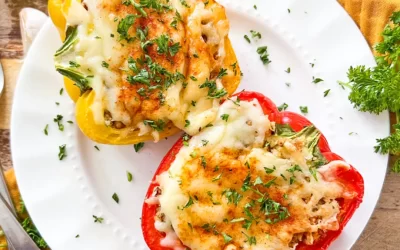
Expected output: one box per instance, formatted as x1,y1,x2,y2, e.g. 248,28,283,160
142,91,364,250
49,0,241,144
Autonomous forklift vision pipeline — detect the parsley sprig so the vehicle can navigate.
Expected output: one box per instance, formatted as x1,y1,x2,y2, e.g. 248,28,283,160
341,12,400,171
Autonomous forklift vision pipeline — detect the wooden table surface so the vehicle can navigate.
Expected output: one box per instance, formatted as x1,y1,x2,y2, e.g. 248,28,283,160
1,1,399,249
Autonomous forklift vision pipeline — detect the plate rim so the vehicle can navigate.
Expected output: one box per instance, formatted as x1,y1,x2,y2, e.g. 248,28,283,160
10,1,389,249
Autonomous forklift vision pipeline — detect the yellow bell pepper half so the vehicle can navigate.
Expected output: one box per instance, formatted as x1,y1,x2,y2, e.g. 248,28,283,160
49,0,241,145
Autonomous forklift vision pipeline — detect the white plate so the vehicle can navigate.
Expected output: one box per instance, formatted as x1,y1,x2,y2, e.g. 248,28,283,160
11,0,389,249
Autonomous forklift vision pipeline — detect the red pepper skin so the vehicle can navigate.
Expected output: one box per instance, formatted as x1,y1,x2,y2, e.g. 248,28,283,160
141,91,364,250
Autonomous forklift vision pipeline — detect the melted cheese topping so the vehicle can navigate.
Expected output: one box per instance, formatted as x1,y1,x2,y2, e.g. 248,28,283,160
153,98,350,250
55,0,235,140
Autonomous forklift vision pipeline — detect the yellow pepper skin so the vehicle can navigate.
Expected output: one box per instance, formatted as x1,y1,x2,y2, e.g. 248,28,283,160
76,91,181,145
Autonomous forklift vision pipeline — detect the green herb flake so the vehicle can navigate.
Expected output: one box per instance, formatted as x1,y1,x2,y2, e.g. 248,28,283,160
217,68,228,79
112,193,119,204
244,35,251,43
93,215,104,223
53,114,64,131
324,89,331,97
300,106,308,114
222,233,233,243
101,61,109,68
60,88,64,95
277,103,288,111
221,114,229,122
257,46,271,65
185,120,190,128
127,171,133,182
250,30,262,39
253,5,257,10
94,145,100,151
44,124,49,136
285,67,291,73
134,142,145,152
58,144,67,160
69,61,80,68
180,196,194,210
75,234,80,238
212,173,222,182
312,77,324,84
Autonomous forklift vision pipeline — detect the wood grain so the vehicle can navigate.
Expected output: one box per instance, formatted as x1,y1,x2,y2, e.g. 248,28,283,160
0,0,400,249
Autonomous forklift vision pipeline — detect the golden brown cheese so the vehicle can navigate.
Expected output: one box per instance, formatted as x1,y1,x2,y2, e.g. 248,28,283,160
54,0,240,141
154,98,347,250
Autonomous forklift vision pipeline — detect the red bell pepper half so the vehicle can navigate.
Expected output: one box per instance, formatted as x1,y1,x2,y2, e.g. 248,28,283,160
141,91,364,250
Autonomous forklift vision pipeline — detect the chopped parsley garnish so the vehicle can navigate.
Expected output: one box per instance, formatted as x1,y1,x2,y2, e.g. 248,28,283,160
60,88,64,95
93,215,104,223
67,120,74,124
285,67,291,73
231,62,238,75
202,139,209,146
44,124,49,135
54,114,64,131
180,196,194,210
312,77,324,84
222,233,233,243
217,68,228,78
199,79,228,99
143,119,165,131
244,35,251,43
250,30,262,39
288,8,291,13
190,76,197,81
127,171,133,182
180,0,190,8
101,61,109,68
207,191,221,205
223,189,242,206
324,89,331,97
277,103,288,111
264,166,275,174
134,142,145,152
191,100,197,106
112,193,119,204
212,173,222,182
55,102,60,105
193,53,199,58
300,106,308,114
257,46,271,65
221,114,229,122
58,144,67,160
75,234,80,238
170,11,182,29
309,167,318,181
242,232,257,245
287,165,303,173
254,5,257,10
69,61,80,68
201,156,207,168
94,145,100,151
117,14,138,42
264,177,277,188
185,120,190,128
